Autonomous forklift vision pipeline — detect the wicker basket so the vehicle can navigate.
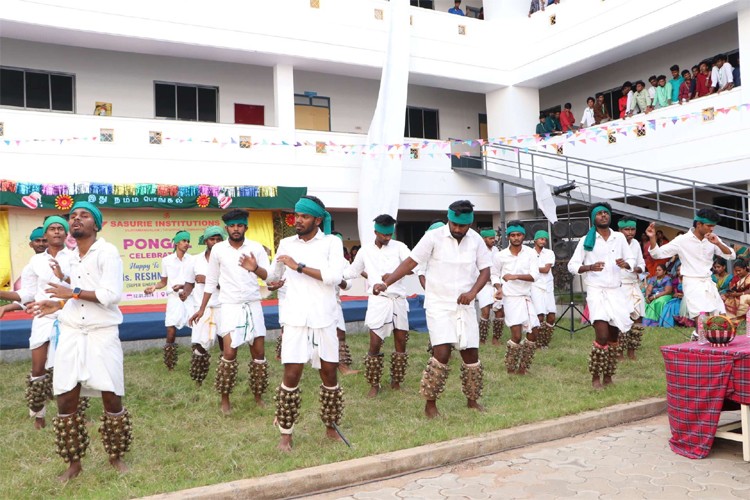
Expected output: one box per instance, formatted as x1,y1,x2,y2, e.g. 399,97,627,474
704,314,738,347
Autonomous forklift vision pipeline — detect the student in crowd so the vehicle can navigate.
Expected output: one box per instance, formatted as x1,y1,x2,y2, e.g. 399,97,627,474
535,114,547,135
678,70,692,104
733,55,741,87
648,76,658,101
560,103,576,132
448,0,465,16
652,75,672,109
669,65,684,104
695,61,713,98
546,111,562,135
594,93,611,124
580,97,596,128
715,54,734,92
618,81,633,119
711,58,720,92
642,263,673,327
689,65,700,97
630,80,652,115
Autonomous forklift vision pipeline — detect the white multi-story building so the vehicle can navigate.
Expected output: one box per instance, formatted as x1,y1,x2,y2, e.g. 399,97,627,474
1,0,749,286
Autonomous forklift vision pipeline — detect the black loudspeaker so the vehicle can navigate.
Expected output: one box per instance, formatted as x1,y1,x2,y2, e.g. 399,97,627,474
552,240,578,260
552,218,590,239
518,219,551,245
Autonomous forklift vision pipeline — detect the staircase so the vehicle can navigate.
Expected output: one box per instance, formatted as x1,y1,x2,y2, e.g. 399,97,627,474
453,143,750,245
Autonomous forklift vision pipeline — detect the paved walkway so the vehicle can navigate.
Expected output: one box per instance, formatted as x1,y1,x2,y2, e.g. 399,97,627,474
306,414,750,499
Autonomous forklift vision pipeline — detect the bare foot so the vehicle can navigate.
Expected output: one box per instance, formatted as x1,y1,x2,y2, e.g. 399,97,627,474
425,401,440,419
109,457,128,473
627,349,636,360
616,353,625,361
467,400,486,412
338,365,360,376
277,435,293,452
492,338,501,346
367,386,379,398
479,340,486,345
58,461,82,482
34,417,45,430
592,377,603,390
220,395,231,415
390,382,401,390
517,367,526,375
603,375,613,387
326,427,343,442
254,395,266,408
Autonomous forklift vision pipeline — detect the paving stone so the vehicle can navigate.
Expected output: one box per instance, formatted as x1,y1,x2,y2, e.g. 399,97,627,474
440,482,491,499
649,472,706,491
690,470,750,490
352,488,402,499
688,484,745,499
599,486,650,500
546,457,594,471
567,477,620,496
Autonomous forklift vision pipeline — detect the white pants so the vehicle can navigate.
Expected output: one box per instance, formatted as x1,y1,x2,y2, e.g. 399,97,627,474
366,294,410,340
503,295,540,333
53,324,124,397
191,306,220,350
682,276,725,318
281,323,339,368
586,285,634,333
426,305,479,350
219,301,266,349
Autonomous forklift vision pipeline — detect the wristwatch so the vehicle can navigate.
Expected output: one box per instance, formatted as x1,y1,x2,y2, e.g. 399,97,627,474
72,287,82,299
296,263,306,273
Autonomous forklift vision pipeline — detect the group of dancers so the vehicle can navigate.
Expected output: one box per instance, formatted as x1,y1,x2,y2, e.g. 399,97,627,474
1,194,737,481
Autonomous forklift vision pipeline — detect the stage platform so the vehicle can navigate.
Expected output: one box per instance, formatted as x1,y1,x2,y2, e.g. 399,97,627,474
0,296,427,351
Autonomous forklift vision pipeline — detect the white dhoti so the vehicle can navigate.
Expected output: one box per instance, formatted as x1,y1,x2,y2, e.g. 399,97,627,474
219,301,266,349
682,276,726,318
53,324,124,397
426,305,479,350
281,323,338,368
621,281,645,320
29,315,58,369
336,304,346,332
585,285,634,332
530,286,556,316
366,294,410,340
503,295,541,333
477,284,502,310
191,305,220,350
165,293,192,329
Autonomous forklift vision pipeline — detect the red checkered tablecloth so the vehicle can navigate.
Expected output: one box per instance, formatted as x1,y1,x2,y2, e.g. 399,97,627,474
661,335,750,459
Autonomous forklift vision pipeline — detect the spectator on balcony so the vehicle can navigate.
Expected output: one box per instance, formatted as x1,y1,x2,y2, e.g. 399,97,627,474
448,0,465,16
647,76,658,101
630,81,652,115
580,97,596,128
715,54,734,92
669,65,684,104
689,65,699,97
594,94,611,124
695,61,713,98
678,70,692,104
733,55,741,87
560,102,576,132
618,82,633,119
652,75,672,109
535,114,547,135
547,111,562,135
711,58,720,92
528,0,544,17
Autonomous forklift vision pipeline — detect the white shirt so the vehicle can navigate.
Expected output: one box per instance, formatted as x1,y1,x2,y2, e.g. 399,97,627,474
711,66,720,87
492,245,539,297
344,240,411,296
18,247,74,304
267,230,344,328
185,252,220,307
532,246,556,291
568,230,634,289
204,239,269,304
648,86,657,100
59,238,123,329
621,238,646,284
580,107,595,128
649,229,735,278
410,225,491,310
161,252,194,292
718,62,734,87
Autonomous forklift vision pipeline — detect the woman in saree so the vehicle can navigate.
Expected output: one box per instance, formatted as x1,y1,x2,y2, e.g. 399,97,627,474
643,263,673,327
712,257,733,296
724,260,750,320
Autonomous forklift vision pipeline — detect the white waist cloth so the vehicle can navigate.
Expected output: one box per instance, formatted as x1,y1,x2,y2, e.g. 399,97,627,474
219,301,266,349
585,285,634,332
530,286,556,315
477,284,502,310
281,323,338,368
53,324,124,397
682,276,725,318
366,294,410,340
426,304,478,350
503,295,540,333
165,293,193,329
336,303,346,332
29,315,58,368
621,281,645,320
191,305,220,350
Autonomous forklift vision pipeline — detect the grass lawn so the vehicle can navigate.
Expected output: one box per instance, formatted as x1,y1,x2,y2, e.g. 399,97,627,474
0,324,690,499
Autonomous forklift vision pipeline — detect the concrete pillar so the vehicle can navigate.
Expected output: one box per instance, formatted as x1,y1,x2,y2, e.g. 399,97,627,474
273,64,295,134
485,86,540,139
738,7,750,105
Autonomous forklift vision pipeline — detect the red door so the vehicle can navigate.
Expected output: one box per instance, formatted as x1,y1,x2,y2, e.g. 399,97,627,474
234,104,264,125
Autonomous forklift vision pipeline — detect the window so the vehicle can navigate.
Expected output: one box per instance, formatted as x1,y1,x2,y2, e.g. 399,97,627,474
405,106,439,139
294,94,331,131
154,82,218,122
410,0,434,9
0,67,74,112
478,113,488,141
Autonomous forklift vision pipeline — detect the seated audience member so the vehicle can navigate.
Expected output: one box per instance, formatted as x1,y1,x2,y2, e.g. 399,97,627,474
733,55,741,87
724,260,750,320
545,111,561,135
594,93,611,124
712,257,733,296
535,114,548,135
735,244,750,261
580,97,596,128
643,263,673,327
630,80,652,114
552,110,563,134
448,0,465,16
695,61,713,98
648,76,658,101
689,65,699,96
669,65,684,104
560,102,576,132
715,54,734,92
678,70,692,104
659,271,693,327
652,75,672,108
528,0,544,17
618,81,633,119
655,229,669,246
